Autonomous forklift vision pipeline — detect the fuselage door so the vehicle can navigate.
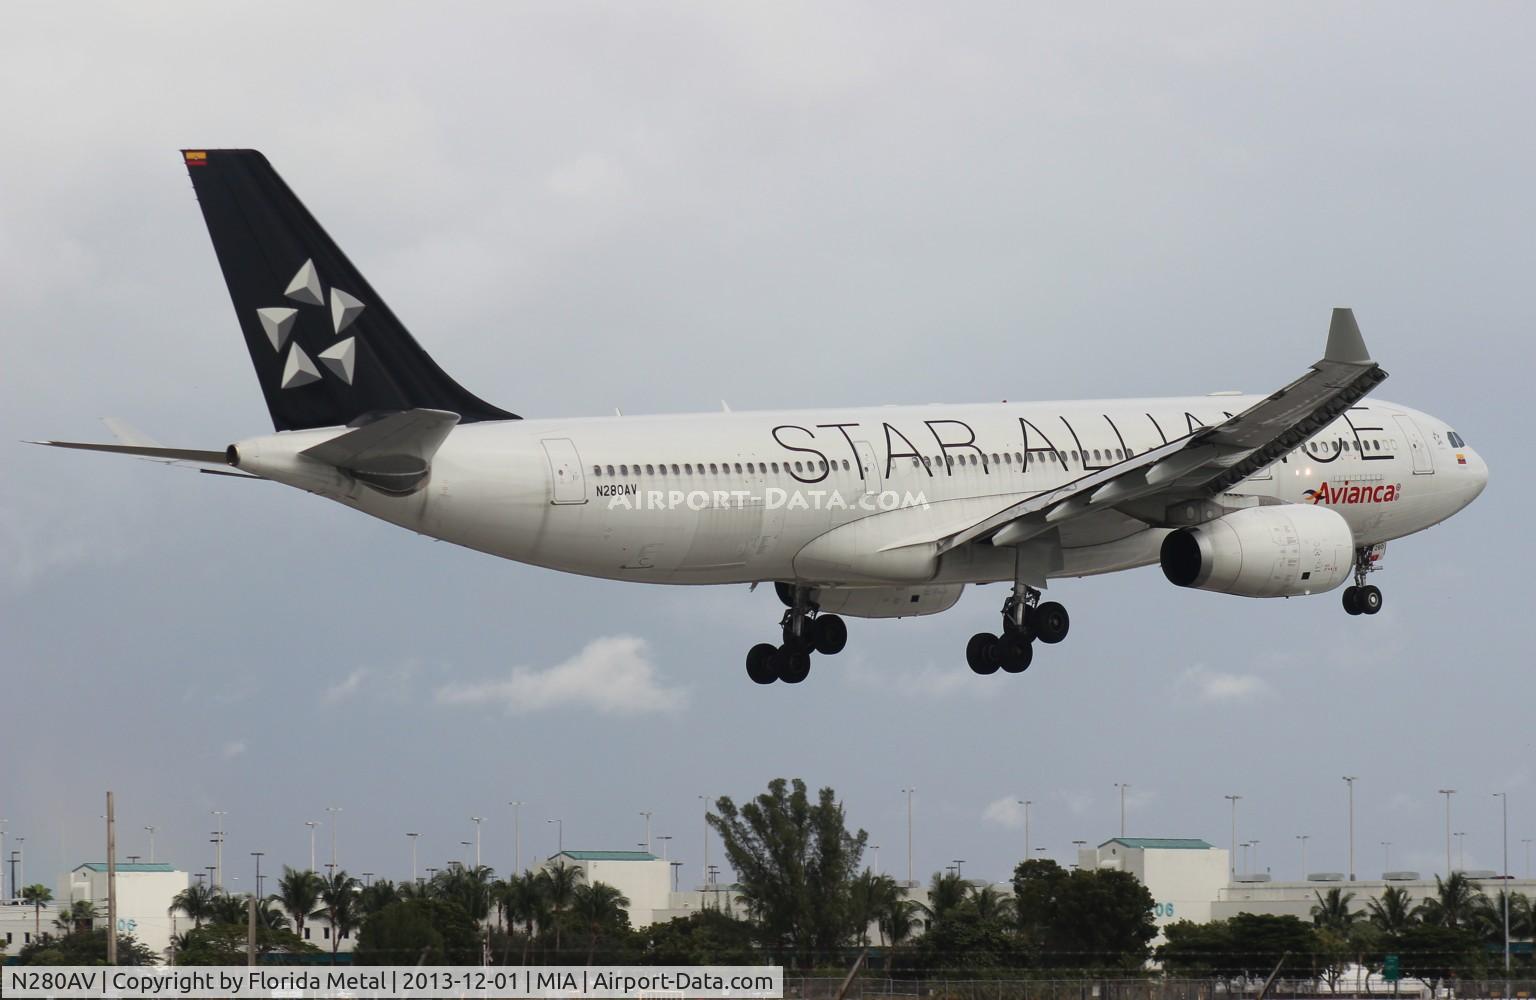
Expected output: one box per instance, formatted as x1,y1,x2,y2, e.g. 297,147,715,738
855,441,883,495
541,438,588,504
1393,415,1435,475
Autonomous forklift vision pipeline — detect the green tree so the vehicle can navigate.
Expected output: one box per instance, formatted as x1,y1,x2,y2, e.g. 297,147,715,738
502,871,548,962
208,891,250,926
52,899,97,937
1012,858,1156,971
15,928,156,966
21,884,52,940
1158,914,1319,981
1368,885,1416,933
312,869,362,964
1416,872,1480,929
172,922,313,965
538,861,584,959
353,898,482,965
359,878,401,917
571,882,631,963
1386,923,1484,990
635,910,759,965
878,895,919,950
1310,887,1357,932
709,778,868,966
168,882,217,929
273,866,323,942
916,871,969,927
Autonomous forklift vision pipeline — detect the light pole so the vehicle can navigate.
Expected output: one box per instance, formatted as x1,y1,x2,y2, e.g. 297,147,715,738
471,817,484,870
640,812,652,853
211,810,228,889
1342,776,1357,881
1456,832,1466,871
461,841,473,867
548,818,562,854
1297,835,1310,879
1115,783,1130,837
1381,841,1391,873
1072,840,1087,869
0,819,6,903
251,852,265,897
1018,800,1032,860
1439,789,1456,877
657,835,672,861
509,802,523,873
1523,838,1532,878
1251,839,1262,872
902,788,916,886
326,806,341,869
1496,792,1510,991
305,821,319,873
1224,795,1241,877
699,795,710,887
953,859,965,880
1241,842,1250,872
144,826,157,864
407,833,420,883
871,844,880,874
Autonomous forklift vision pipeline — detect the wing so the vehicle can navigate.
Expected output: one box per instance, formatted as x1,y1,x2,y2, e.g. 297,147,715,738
939,308,1388,554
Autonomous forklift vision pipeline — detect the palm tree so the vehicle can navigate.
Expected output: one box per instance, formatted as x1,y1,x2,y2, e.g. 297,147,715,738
503,871,547,962
311,869,361,964
1416,872,1479,929
571,882,630,963
253,898,292,933
537,862,584,959
878,895,919,949
1471,890,1529,947
209,892,250,926
168,882,216,929
915,871,968,927
273,867,323,942
1311,887,1358,931
359,878,399,917
967,884,1016,923
52,899,96,937
21,885,52,940
1368,885,1415,933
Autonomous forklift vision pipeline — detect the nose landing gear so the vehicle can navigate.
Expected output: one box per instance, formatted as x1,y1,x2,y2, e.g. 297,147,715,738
744,585,847,684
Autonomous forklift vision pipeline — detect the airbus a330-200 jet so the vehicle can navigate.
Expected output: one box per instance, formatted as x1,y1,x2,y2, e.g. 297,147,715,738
39,149,1489,685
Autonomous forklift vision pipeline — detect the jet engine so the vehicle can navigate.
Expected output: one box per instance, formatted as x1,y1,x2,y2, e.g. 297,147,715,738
1160,504,1354,598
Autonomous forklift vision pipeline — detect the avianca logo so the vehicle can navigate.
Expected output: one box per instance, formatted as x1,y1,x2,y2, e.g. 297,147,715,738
1305,481,1401,505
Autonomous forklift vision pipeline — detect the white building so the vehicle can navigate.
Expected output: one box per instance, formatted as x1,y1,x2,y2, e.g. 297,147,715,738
0,862,188,961
1077,838,1231,938
543,851,672,928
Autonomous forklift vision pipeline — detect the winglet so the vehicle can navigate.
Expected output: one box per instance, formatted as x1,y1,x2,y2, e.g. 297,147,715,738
1324,307,1371,364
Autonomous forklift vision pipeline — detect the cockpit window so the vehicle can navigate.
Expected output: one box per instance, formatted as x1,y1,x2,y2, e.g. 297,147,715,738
1448,431,1466,448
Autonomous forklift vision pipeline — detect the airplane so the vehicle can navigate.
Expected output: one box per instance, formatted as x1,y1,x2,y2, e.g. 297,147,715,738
37,149,1489,685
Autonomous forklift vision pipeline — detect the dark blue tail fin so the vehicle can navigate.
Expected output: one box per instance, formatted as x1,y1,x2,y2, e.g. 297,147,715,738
183,148,516,431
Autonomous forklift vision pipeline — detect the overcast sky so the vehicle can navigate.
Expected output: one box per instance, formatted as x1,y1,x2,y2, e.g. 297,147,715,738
3,2,1532,895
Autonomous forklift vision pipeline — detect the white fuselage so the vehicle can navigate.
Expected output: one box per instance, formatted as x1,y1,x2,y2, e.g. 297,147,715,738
235,394,1487,593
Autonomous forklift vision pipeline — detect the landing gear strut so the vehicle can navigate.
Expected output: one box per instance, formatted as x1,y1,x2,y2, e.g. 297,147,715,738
1341,545,1383,616
744,584,847,685
966,560,1070,676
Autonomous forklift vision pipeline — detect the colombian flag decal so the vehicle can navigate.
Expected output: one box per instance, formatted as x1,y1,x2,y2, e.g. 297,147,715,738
1457,453,1467,465
184,150,207,166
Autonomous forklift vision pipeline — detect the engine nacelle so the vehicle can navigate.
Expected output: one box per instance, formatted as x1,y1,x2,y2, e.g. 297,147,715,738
807,584,964,619
1160,505,1354,598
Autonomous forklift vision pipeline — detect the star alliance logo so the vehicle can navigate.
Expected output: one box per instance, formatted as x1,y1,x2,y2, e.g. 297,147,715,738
254,259,365,390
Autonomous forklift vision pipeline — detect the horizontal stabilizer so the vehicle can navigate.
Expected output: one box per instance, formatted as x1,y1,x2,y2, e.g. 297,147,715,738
30,440,229,464
300,408,459,495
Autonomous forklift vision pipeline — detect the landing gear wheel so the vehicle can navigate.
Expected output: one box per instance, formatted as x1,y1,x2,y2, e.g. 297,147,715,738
775,647,811,684
1033,602,1070,644
967,633,1000,675
812,614,847,655
1342,587,1363,616
1359,585,1382,615
746,643,778,685
997,634,1033,674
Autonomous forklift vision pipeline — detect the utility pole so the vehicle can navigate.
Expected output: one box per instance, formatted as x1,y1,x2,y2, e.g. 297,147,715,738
1225,795,1241,877
657,835,672,861
306,821,319,873
471,817,484,870
105,792,117,964
640,811,652,853
1115,783,1130,837
1439,789,1456,877
326,806,341,869
1297,834,1310,879
548,818,562,854
211,810,228,889
407,833,419,883
1381,841,1391,873
1496,792,1510,996
144,826,157,864
0,819,7,903
1017,800,1032,860
509,802,523,874
699,795,710,887
1343,776,1357,881
251,852,265,898
902,787,916,886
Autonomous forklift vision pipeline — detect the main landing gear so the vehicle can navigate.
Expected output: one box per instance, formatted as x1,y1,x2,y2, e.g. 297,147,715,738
1341,545,1384,616
746,585,848,685
966,582,1070,676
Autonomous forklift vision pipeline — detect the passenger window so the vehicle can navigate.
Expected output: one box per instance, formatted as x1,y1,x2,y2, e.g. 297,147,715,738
734,463,742,473
670,464,680,474
1115,449,1123,460
842,460,851,470
684,464,692,474
771,462,780,473
619,465,628,475
592,465,601,476
645,464,654,475
1071,451,1079,462
605,465,615,476
1092,450,1101,461
709,463,718,474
